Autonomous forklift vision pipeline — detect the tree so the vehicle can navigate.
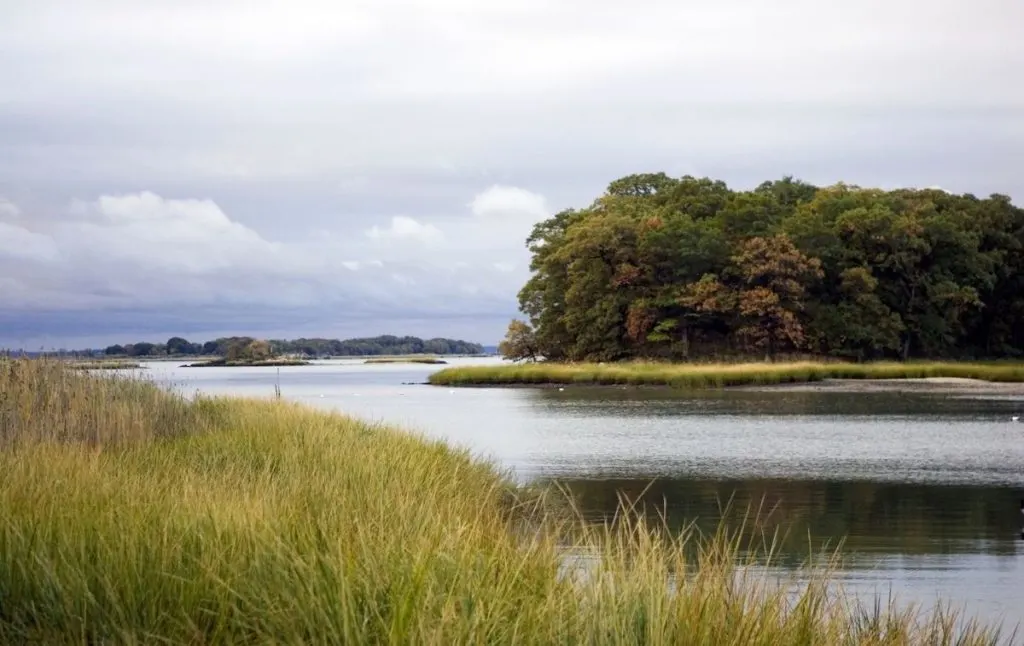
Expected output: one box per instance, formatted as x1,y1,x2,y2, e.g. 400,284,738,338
498,320,540,362
128,342,156,357
245,340,272,361
104,344,125,356
808,267,904,360
726,234,823,359
224,337,257,362
166,336,192,355
606,172,678,198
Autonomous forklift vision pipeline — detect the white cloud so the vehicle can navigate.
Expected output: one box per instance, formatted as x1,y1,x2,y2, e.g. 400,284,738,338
61,191,283,274
1,0,1021,345
0,186,549,344
2,0,1020,194
0,222,59,262
471,185,549,221
366,215,444,244
0,198,20,220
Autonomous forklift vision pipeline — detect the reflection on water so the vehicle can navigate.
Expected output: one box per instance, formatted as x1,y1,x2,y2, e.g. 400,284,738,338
138,359,1024,627
546,477,1023,560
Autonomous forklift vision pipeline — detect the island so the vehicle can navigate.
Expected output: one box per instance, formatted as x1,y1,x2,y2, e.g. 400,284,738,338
51,334,485,362
183,338,310,368
364,356,448,365
430,173,1024,389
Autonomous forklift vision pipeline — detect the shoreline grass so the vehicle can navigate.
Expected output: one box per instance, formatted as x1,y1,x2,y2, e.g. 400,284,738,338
427,360,1024,389
0,359,1013,644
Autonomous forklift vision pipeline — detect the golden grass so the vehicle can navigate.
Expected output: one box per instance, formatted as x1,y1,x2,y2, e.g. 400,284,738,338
0,359,1012,644
427,360,1024,388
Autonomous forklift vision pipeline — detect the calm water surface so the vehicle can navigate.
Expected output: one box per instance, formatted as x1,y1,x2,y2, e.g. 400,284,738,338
143,358,1024,630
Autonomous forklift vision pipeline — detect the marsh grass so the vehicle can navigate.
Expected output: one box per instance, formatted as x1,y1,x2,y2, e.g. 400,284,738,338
0,359,1013,644
428,360,1024,388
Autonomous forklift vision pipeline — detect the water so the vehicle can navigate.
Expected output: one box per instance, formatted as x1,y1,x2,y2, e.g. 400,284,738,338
140,358,1024,630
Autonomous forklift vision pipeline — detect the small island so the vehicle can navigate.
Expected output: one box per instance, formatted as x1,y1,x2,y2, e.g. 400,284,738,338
364,356,448,365
432,173,1024,390
184,338,310,368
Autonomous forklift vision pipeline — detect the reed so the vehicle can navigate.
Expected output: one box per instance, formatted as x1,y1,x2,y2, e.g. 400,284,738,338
0,359,1012,644
428,360,1024,388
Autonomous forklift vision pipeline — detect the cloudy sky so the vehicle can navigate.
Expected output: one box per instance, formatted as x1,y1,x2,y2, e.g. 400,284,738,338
1,0,1021,349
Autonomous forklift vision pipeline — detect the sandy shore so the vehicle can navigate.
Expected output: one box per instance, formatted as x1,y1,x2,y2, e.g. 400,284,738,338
738,377,1024,395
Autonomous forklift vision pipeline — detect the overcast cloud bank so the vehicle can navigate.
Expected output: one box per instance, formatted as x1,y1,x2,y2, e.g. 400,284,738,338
1,0,1021,347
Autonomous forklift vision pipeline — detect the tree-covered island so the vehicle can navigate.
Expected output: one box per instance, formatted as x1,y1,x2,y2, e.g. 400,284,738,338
500,173,1023,363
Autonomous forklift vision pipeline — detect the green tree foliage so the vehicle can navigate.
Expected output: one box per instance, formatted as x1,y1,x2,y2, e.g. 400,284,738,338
497,320,540,361
224,338,272,362
165,337,199,355
517,174,1024,361
264,336,484,357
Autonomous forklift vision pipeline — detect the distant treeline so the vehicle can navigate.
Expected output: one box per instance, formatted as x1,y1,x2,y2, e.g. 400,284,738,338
82,335,485,358
504,173,1024,362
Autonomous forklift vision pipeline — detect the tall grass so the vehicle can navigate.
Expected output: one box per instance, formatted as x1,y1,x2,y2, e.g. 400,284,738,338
0,359,1012,644
428,360,1024,388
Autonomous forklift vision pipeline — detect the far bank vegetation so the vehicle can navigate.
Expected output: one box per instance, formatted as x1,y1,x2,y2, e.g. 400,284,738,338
74,335,485,359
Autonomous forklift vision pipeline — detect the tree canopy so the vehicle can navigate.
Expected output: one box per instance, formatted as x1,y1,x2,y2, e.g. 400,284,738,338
507,174,1024,362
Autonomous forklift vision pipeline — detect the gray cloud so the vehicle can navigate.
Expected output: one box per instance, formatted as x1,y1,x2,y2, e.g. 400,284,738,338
0,186,540,347
1,0,1022,347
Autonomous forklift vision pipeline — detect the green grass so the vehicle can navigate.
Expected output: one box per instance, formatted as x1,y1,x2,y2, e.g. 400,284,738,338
428,360,1024,388
0,359,1012,644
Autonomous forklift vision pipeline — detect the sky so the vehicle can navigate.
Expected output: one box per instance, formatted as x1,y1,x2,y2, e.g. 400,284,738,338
1,0,1022,349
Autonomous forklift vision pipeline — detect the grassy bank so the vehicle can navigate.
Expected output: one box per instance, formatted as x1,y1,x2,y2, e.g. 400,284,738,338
428,360,1024,389
0,360,1010,644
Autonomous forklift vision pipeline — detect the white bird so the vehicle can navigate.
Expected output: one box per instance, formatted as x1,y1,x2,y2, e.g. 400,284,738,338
1013,415,1020,422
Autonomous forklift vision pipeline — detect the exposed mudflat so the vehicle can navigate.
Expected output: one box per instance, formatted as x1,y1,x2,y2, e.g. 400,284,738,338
738,377,1024,395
